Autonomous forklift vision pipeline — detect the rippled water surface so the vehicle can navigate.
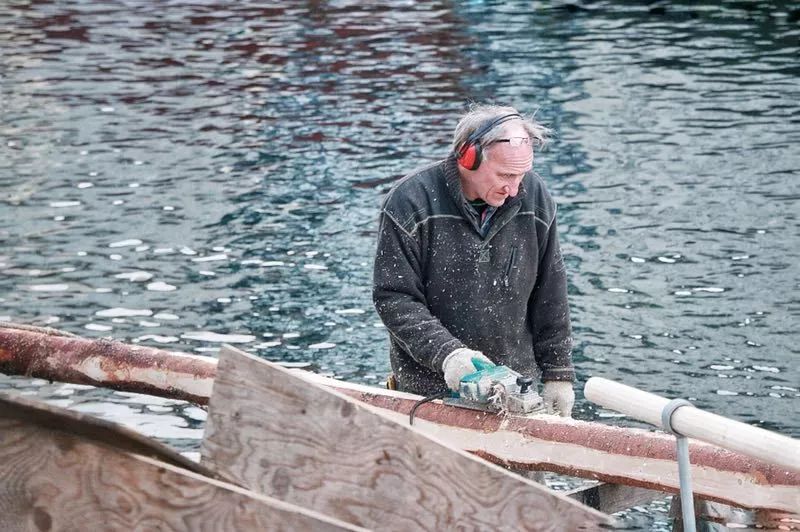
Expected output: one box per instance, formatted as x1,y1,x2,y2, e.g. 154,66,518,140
2,1,799,527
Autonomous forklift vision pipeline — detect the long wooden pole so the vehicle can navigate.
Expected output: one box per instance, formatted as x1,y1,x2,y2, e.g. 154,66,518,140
0,324,215,404
584,377,800,473
1,326,799,511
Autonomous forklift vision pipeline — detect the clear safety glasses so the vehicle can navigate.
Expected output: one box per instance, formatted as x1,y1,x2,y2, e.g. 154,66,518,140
492,137,531,147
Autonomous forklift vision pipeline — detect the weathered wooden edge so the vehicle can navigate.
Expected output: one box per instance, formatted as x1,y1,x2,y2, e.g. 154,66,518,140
0,415,365,531
201,345,613,530
0,391,211,476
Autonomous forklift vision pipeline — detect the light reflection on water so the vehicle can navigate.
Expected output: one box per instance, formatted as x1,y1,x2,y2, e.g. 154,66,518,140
2,1,799,527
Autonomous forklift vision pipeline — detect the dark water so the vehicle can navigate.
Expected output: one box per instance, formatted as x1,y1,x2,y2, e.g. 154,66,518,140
2,1,799,527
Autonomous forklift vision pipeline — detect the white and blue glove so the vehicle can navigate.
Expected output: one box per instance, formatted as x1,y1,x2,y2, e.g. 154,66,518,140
442,348,493,392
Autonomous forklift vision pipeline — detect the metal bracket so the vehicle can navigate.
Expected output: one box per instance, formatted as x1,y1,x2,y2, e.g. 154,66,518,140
661,398,693,436
661,398,697,532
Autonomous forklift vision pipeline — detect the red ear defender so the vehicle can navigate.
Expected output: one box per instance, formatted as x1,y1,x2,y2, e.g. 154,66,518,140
457,142,483,171
455,112,522,171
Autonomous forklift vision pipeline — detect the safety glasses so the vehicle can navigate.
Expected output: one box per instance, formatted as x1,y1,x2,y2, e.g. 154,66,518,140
492,137,531,147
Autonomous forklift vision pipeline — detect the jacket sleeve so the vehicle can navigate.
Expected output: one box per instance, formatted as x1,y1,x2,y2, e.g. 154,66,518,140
372,211,466,372
528,208,576,382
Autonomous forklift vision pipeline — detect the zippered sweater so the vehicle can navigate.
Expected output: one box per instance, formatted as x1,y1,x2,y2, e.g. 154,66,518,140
373,155,575,395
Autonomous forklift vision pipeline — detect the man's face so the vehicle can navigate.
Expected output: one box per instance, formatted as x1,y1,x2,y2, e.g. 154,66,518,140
461,122,534,207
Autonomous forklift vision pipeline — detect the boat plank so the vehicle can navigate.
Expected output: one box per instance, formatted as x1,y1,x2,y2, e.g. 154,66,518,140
0,402,362,531
200,345,611,531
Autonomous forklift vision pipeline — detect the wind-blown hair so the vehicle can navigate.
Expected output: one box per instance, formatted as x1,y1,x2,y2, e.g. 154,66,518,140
452,103,551,161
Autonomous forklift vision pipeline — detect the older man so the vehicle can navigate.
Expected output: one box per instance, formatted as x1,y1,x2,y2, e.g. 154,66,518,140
372,104,575,416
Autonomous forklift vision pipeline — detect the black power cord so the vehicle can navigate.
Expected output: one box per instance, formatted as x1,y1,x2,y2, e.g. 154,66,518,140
409,391,448,425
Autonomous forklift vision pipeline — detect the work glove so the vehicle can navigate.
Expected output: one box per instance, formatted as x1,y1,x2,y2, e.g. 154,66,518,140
442,348,493,392
542,381,575,417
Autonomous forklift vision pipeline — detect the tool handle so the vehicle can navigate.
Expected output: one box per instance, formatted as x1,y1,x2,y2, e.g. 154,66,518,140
471,357,495,371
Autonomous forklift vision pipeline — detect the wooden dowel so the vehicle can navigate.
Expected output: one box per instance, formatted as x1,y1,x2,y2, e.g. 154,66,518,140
584,377,800,473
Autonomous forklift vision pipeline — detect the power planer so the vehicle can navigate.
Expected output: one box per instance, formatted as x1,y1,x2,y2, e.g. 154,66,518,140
443,357,544,415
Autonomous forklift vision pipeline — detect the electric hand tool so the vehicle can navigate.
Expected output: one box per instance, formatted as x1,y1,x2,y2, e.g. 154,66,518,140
444,357,544,415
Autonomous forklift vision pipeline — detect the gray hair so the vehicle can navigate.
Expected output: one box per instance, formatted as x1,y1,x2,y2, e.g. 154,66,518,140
452,103,551,160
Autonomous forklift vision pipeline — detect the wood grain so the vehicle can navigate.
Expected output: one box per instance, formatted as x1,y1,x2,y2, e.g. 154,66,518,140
0,417,362,532
200,346,611,531
0,391,206,476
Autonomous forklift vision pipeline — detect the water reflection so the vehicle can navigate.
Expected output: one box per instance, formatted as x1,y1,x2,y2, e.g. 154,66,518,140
2,2,799,527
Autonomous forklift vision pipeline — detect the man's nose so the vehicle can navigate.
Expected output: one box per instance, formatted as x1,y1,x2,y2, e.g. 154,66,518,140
503,182,520,197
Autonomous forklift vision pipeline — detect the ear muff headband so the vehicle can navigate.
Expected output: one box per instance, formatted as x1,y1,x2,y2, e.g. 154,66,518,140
457,113,522,171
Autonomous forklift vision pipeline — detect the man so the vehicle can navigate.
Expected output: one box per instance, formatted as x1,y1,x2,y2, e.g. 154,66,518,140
372,104,575,416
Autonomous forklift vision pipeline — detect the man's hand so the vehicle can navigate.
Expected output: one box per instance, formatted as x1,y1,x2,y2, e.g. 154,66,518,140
542,381,575,417
442,348,493,392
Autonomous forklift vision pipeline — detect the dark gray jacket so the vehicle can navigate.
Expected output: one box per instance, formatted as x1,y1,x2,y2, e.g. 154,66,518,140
373,155,575,395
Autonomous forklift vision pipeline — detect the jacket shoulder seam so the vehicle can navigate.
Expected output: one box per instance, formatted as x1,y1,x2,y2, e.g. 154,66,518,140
516,211,550,227
381,210,415,240
408,214,464,236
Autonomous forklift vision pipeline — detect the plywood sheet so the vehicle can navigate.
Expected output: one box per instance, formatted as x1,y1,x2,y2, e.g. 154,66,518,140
0,395,360,532
200,346,610,531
